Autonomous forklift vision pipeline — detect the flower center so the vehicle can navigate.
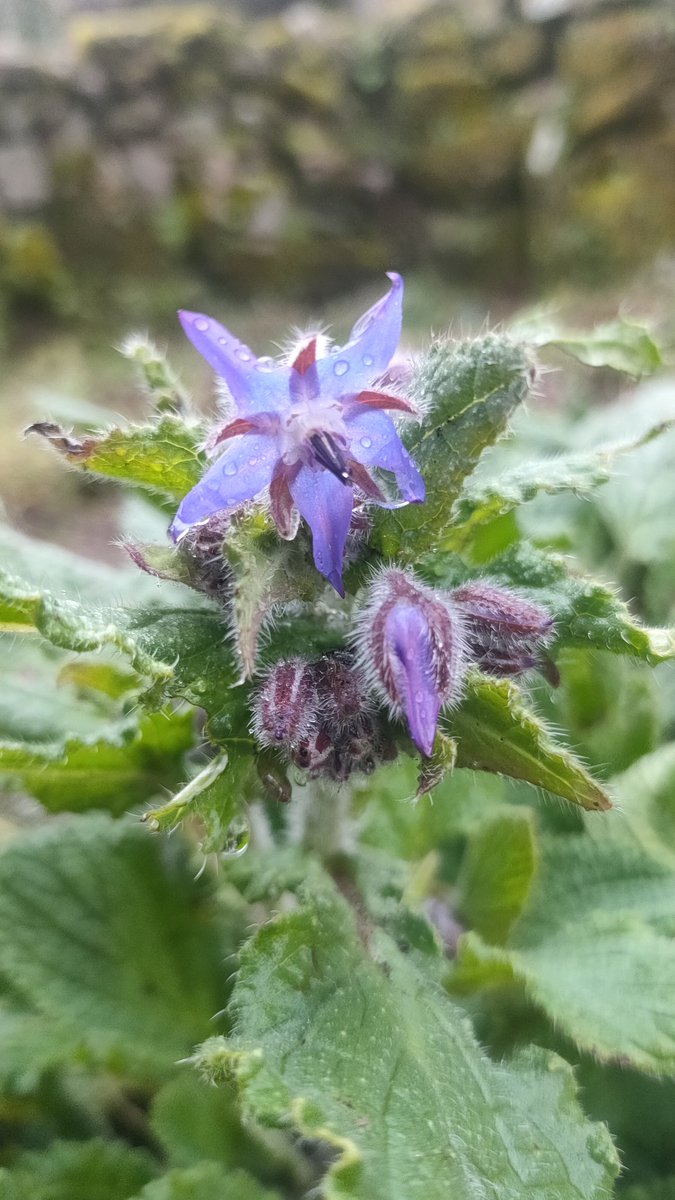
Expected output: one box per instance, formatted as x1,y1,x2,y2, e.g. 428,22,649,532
280,388,351,483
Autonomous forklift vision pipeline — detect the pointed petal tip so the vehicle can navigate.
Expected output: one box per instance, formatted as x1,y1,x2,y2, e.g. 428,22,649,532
169,513,190,543
406,705,439,759
328,571,345,598
385,271,403,289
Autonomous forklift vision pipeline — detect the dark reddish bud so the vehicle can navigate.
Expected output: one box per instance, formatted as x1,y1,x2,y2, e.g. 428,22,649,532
180,512,232,599
313,652,369,732
452,581,554,679
252,658,319,748
354,568,467,757
124,512,231,601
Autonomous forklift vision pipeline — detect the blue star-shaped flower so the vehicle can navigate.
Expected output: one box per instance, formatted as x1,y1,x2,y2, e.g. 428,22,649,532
170,272,425,595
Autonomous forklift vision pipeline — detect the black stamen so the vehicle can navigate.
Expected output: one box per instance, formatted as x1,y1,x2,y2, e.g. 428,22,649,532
309,432,352,484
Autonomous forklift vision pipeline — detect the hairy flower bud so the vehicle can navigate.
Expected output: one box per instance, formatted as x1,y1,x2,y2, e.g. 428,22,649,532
180,513,232,599
452,580,553,678
252,658,319,748
355,568,467,757
313,651,369,732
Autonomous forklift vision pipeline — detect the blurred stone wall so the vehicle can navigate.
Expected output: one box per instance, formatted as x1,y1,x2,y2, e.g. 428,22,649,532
0,0,673,320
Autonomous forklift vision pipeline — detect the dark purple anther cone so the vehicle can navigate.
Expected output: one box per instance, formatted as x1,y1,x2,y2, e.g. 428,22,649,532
355,568,467,757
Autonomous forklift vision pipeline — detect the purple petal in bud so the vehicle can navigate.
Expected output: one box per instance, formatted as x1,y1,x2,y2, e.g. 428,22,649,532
356,568,467,756
382,603,441,756
452,581,554,679
252,658,319,747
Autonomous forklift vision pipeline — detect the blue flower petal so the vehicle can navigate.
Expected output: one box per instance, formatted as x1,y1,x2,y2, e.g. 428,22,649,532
178,311,290,415
289,466,353,596
385,602,440,756
170,433,278,540
346,408,425,504
314,272,403,397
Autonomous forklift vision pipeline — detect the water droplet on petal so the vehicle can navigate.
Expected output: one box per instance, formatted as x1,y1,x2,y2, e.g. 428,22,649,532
235,347,251,361
256,356,276,372
248,457,258,467
334,360,349,377
360,436,372,449
362,354,374,367
217,336,228,346
195,317,210,332
224,462,237,476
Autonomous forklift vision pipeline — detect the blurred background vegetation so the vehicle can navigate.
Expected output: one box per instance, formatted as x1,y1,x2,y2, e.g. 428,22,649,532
0,0,673,550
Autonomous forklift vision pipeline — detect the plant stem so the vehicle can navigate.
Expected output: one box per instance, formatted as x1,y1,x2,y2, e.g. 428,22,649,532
300,780,351,858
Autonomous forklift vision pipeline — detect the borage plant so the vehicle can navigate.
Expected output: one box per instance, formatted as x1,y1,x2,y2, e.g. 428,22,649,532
2,275,675,1200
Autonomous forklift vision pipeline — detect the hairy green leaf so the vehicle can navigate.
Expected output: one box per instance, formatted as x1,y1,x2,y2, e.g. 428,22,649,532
516,314,662,376
26,416,205,501
0,709,193,815
452,746,675,1073
0,531,243,743
450,671,611,810
192,878,617,1200
372,335,531,558
429,542,675,664
449,421,673,552
0,815,227,1077
143,749,256,854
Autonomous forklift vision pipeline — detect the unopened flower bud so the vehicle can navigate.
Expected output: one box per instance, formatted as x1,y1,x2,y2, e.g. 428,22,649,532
312,651,369,732
452,581,553,679
180,513,232,599
355,568,466,757
252,658,319,748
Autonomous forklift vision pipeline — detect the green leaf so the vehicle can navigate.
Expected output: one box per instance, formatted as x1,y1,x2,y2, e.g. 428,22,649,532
456,809,537,944
0,815,228,1077
429,542,675,664
143,749,256,855
450,671,611,811
516,313,662,376
192,878,618,1200
448,421,674,552
0,709,194,815
534,649,660,777
0,529,243,744
372,334,532,559
0,1139,157,1200
130,1164,283,1200
26,415,205,501
0,640,120,743
452,747,675,1073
